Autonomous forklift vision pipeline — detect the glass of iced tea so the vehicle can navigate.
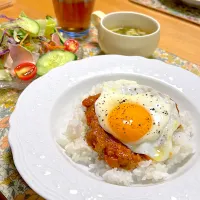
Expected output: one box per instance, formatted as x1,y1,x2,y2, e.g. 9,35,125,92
52,0,95,38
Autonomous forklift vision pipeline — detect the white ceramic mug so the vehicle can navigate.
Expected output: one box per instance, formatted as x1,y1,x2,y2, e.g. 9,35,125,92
91,11,160,57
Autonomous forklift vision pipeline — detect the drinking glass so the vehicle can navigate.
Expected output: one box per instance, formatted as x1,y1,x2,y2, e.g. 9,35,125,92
52,0,95,38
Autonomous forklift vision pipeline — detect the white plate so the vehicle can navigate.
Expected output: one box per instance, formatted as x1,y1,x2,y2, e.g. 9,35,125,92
9,55,200,200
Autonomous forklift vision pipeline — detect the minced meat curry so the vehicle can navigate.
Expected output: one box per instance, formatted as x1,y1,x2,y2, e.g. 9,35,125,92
82,94,148,170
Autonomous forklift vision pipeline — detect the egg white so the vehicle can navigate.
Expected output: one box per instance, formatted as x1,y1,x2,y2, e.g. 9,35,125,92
95,80,181,162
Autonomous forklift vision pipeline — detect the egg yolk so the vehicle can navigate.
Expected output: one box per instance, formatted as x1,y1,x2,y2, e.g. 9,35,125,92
108,103,152,142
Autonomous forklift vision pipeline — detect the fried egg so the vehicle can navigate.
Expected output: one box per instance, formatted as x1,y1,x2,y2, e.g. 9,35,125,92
95,80,181,162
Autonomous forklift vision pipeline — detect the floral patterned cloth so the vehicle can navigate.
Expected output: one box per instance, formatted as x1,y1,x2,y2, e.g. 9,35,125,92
0,25,200,200
129,0,200,25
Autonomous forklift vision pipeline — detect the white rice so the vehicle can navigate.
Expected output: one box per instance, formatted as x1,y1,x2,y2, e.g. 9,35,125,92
57,82,194,186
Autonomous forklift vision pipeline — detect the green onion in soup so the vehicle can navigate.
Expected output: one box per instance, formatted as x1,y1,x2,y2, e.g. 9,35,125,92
110,27,149,36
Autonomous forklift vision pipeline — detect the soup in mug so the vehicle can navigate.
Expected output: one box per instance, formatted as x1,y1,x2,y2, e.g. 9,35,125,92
110,27,149,36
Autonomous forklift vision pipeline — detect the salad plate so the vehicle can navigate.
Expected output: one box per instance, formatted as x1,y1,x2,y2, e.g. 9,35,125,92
0,13,81,89
9,55,200,200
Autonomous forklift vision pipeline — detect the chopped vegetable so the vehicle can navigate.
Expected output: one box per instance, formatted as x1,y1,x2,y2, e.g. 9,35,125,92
0,30,3,44
13,29,20,42
19,12,27,18
0,12,80,84
8,44,34,69
0,69,12,81
110,27,149,36
23,41,40,53
36,19,47,36
41,41,65,52
36,16,56,38
0,30,7,46
0,21,17,29
14,62,37,81
0,49,9,56
64,39,79,53
52,33,62,46
36,50,77,76
0,14,15,21
7,37,16,44
45,16,56,38
16,16,40,35
0,59,4,69
55,28,65,44
20,33,29,45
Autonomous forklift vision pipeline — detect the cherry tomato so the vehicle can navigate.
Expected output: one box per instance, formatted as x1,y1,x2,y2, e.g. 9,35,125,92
64,39,79,53
14,62,37,81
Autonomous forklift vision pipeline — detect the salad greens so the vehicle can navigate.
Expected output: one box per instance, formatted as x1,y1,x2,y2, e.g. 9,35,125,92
36,16,57,38
0,69,12,81
0,12,57,53
0,59,4,69
0,12,79,83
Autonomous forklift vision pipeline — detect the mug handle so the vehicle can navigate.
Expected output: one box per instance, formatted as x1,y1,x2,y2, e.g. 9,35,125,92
91,11,106,29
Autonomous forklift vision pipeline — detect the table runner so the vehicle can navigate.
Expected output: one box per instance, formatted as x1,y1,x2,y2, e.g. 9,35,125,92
129,0,200,25
0,25,200,200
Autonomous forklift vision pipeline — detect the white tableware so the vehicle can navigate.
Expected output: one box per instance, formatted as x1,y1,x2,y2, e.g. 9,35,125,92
91,11,160,57
9,55,200,200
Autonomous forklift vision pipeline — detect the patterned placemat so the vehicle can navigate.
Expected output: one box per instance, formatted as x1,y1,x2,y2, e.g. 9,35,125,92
129,0,200,25
0,25,200,200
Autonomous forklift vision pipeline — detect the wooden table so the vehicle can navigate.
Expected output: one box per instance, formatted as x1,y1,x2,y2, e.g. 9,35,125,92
1,0,200,64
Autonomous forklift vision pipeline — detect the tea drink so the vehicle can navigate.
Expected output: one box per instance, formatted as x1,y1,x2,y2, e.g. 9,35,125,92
52,0,95,34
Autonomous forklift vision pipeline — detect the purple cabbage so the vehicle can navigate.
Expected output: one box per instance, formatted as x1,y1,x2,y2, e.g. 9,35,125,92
0,30,16,46
0,49,9,56
0,14,15,21
7,37,16,44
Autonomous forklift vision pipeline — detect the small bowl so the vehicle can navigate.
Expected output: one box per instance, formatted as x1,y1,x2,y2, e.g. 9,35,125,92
92,11,160,57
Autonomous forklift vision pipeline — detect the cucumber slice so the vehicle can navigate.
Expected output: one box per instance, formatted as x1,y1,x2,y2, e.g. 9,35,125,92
17,16,40,35
36,50,77,76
